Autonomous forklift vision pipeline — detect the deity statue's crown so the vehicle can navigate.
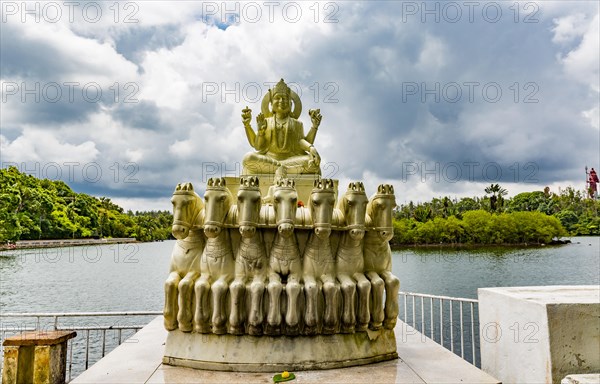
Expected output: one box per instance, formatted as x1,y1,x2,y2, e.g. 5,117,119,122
313,177,335,192
173,182,194,194
376,184,395,196
347,181,366,194
239,176,260,189
275,178,296,188
271,79,291,96
207,177,227,189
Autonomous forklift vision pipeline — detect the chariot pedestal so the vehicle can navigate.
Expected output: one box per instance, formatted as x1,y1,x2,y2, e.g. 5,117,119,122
163,327,397,372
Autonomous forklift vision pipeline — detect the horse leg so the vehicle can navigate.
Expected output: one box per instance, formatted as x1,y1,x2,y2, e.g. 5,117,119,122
164,272,181,330
228,278,245,335
285,274,301,336
338,274,356,333
177,272,199,332
211,278,228,334
354,272,371,332
248,276,265,336
322,275,339,335
193,276,211,333
266,273,282,335
367,271,384,330
382,271,400,329
303,275,318,335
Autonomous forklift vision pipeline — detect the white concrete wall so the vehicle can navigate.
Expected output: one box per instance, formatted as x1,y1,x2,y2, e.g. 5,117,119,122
478,286,600,384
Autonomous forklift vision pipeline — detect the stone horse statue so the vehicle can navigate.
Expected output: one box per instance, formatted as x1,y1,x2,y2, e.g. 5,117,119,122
303,178,339,335
194,177,235,334
336,182,371,333
364,184,399,330
266,178,302,335
164,183,205,332
229,176,268,336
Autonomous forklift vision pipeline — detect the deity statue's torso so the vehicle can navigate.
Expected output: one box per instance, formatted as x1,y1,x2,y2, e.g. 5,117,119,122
258,116,305,160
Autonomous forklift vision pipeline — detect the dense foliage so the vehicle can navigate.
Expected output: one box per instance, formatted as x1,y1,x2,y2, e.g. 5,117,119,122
393,184,599,245
0,167,173,243
2,167,598,245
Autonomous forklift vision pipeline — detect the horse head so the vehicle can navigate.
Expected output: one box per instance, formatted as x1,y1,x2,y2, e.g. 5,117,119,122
272,178,298,238
309,178,336,239
171,182,203,240
237,176,261,238
203,177,233,238
338,181,368,240
366,184,396,242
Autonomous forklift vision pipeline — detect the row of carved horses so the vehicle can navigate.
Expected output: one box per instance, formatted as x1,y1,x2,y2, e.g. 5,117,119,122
164,176,399,336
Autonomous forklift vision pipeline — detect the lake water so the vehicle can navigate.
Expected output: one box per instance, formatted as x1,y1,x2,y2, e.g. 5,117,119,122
0,237,598,376
1,237,597,313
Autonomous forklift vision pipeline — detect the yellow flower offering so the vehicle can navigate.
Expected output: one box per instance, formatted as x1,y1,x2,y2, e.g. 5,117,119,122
273,370,295,382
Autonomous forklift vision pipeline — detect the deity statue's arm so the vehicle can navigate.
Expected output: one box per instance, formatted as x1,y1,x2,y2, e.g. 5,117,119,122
305,109,322,145
299,138,313,152
242,107,257,149
300,138,321,168
244,124,257,149
305,127,317,145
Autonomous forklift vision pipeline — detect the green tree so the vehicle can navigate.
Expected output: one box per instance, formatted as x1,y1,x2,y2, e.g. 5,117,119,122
484,184,508,212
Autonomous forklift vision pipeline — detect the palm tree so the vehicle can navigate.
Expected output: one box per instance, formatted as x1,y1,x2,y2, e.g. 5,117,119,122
485,184,508,212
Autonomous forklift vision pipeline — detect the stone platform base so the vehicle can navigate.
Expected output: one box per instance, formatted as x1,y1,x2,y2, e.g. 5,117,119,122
163,328,397,372
71,316,500,384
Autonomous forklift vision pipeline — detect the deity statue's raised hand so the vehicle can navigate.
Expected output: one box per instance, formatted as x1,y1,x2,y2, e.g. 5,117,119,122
256,112,267,133
309,109,322,130
242,106,252,127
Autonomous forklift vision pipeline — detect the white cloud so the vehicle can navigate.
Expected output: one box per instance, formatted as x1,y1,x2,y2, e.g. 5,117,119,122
110,197,171,213
1,129,98,164
555,13,600,92
582,106,600,130
552,13,589,44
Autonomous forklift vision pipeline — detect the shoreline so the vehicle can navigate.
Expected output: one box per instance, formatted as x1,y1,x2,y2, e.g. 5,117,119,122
0,238,140,251
391,238,573,250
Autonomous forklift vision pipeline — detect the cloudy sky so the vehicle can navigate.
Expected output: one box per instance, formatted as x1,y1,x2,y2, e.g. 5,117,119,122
1,1,598,211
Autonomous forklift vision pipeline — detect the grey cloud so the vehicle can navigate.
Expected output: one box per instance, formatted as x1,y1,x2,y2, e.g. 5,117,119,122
113,24,185,67
113,101,166,131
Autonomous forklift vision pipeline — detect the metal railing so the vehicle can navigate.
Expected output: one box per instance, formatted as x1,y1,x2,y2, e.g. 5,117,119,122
398,291,480,367
1,293,481,378
0,311,162,381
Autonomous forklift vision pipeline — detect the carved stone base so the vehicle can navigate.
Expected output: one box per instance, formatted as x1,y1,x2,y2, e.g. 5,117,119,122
163,328,397,372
